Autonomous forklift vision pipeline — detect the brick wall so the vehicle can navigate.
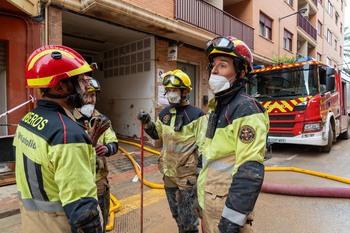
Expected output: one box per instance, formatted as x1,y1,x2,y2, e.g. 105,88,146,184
154,37,210,115
127,0,174,18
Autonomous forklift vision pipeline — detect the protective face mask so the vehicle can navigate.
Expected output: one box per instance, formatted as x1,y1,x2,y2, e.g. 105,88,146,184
208,74,233,94
80,104,95,118
167,91,182,105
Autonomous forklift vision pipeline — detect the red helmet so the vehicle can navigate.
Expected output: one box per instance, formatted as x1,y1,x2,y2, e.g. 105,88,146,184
25,45,92,88
205,36,253,73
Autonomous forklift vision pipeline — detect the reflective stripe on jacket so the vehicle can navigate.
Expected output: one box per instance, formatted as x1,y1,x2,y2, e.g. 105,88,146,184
155,104,206,179
14,100,98,231
197,87,269,220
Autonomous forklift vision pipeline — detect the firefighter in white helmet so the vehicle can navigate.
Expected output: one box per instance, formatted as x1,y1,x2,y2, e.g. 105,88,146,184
196,36,270,233
137,69,207,233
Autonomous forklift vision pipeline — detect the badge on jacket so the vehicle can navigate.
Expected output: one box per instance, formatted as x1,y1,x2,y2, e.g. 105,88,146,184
239,125,255,143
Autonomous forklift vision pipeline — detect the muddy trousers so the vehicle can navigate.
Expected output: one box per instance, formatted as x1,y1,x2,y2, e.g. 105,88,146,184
165,187,199,233
98,187,110,233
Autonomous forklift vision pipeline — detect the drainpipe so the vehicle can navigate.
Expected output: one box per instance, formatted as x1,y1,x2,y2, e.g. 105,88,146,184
45,0,52,45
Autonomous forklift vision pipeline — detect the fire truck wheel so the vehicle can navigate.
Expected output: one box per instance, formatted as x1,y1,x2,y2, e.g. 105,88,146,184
320,124,333,153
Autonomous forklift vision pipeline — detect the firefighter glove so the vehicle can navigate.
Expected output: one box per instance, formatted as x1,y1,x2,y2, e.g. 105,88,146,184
137,110,151,124
87,114,111,147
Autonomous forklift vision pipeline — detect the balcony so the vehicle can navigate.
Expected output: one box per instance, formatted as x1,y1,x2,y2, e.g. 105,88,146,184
175,0,254,49
297,14,317,41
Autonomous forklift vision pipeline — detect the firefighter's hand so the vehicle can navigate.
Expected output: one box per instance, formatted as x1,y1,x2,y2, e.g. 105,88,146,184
192,184,202,219
95,144,108,156
136,110,151,124
88,114,111,147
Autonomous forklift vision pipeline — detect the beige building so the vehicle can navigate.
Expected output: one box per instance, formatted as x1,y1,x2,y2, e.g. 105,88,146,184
1,0,347,140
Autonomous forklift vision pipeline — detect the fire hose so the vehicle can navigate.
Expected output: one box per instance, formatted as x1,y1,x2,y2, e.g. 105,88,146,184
106,140,350,231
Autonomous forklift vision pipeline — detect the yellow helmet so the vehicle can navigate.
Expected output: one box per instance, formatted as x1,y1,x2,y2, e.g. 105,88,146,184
161,69,192,91
85,76,101,92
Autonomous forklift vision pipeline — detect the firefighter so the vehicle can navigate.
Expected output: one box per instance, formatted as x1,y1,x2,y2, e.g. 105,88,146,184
196,36,270,233
14,45,108,233
137,69,206,233
74,76,119,233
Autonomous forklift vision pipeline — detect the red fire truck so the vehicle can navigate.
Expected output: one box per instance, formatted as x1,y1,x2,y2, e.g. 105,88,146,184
247,57,350,152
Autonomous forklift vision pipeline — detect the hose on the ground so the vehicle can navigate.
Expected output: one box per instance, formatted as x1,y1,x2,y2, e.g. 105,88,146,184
107,140,350,231
262,167,350,197
106,142,163,231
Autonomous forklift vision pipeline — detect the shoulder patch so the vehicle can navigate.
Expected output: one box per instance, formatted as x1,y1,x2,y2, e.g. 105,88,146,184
162,114,171,124
239,125,255,143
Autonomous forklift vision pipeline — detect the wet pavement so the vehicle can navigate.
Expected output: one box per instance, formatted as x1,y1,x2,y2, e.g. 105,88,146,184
1,139,350,232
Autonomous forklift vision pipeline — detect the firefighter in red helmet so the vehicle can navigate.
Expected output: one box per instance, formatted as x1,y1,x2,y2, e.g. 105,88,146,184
14,45,107,233
195,37,270,233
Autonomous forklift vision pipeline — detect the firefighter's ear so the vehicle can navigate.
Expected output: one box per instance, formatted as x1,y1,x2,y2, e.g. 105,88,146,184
239,70,246,78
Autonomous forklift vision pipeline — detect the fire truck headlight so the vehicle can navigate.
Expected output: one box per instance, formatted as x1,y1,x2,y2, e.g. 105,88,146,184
304,123,321,132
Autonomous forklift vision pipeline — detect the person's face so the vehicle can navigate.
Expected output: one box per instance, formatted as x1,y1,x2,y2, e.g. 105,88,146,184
211,56,237,80
78,75,91,93
83,91,97,105
166,87,182,95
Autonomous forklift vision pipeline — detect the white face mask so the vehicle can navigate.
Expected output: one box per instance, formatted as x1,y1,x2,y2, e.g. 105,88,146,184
167,91,182,105
209,74,234,94
80,104,95,118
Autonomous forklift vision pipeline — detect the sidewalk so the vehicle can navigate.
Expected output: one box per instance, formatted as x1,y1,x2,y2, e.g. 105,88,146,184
0,139,178,233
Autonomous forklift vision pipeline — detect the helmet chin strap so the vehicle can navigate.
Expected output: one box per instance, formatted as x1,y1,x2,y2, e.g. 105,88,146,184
43,78,86,108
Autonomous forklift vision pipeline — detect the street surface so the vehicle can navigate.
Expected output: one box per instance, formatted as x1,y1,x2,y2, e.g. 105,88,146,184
1,139,350,232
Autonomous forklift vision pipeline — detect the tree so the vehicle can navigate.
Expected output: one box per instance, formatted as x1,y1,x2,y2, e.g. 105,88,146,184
271,52,296,65
344,27,350,59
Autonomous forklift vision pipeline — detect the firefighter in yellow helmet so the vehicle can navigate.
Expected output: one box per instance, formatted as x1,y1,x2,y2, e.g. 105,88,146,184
14,45,108,233
74,76,118,233
196,36,270,233
137,69,207,233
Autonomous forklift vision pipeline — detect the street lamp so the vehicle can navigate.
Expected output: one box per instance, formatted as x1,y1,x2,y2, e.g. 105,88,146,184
278,8,308,56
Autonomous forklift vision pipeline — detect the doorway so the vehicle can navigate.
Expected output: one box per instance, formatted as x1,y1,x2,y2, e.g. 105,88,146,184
176,62,197,106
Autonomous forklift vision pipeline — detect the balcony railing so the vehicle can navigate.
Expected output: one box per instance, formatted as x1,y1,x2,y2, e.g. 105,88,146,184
175,0,254,49
297,14,317,41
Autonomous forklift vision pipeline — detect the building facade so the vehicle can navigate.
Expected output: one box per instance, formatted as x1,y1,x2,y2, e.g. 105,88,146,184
0,0,347,141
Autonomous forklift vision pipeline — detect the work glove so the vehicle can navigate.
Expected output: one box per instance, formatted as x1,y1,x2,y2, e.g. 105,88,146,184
137,110,154,130
86,114,111,147
136,110,151,124
95,144,108,156
191,184,202,219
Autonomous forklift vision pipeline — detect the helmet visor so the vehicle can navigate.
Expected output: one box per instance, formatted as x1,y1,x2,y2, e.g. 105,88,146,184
85,77,101,92
205,37,244,61
162,74,186,88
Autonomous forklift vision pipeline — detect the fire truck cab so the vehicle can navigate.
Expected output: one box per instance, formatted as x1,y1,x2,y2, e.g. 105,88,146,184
248,57,350,152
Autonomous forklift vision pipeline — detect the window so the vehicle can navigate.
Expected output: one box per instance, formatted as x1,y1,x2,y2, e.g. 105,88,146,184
259,12,272,40
340,46,342,57
317,21,322,36
283,30,293,51
285,0,293,6
327,1,333,16
340,23,343,34
327,29,332,44
326,57,332,66
317,53,322,61
335,12,339,25
341,0,344,11
334,40,337,50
